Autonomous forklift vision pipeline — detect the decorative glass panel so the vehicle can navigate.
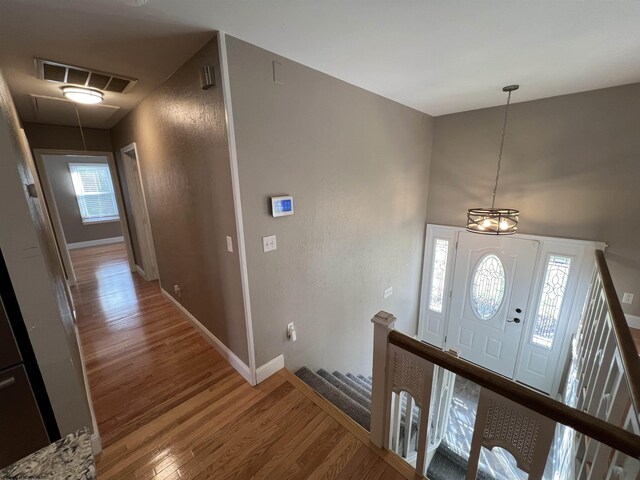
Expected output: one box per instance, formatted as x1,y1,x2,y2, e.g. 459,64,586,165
471,254,506,320
532,255,572,349
428,239,449,313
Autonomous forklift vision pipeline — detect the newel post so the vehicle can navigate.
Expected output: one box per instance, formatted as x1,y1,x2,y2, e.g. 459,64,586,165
370,311,397,448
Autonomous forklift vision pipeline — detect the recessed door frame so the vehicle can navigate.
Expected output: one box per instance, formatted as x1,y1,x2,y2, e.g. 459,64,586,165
33,149,137,285
119,142,159,281
418,224,606,397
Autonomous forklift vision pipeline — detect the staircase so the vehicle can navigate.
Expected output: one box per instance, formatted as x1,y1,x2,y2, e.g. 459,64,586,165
295,366,495,480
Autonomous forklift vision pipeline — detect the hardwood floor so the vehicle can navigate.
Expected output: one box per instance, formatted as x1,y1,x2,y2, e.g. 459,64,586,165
631,327,640,356
70,242,409,479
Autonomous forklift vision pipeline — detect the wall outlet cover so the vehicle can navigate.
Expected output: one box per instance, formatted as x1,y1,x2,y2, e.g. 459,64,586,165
226,236,233,253
384,286,393,299
262,235,277,252
622,292,634,304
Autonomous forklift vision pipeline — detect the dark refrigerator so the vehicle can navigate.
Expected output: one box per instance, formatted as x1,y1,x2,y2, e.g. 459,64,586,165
0,254,57,469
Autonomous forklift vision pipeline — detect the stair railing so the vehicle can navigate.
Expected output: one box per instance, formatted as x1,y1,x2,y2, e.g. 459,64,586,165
370,310,640,479
570,250,640,479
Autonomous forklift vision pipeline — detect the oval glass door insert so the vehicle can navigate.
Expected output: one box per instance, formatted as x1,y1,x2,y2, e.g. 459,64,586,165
471,254,506,320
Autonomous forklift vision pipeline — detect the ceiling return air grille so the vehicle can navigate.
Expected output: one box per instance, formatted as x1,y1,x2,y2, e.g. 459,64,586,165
35,59,137,93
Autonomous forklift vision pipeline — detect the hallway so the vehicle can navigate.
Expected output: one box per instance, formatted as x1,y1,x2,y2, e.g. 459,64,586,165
71,242,226,447
71,243,411,479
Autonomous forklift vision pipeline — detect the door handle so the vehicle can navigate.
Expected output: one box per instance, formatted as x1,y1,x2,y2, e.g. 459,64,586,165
507,318,522,324
0,376,16,389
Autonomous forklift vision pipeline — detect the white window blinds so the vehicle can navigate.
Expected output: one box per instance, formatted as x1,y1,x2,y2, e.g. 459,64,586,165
69,163,120,223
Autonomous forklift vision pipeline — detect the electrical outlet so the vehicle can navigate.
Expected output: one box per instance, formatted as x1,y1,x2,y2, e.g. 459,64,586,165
287,322,296,342
384,286,393,299
173,284,182,298
226,236,233,253
622,292,634,304
262,235,277,252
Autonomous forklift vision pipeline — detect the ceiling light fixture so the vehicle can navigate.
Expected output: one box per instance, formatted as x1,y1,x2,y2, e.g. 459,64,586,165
466,85,520,235
62,86,104,105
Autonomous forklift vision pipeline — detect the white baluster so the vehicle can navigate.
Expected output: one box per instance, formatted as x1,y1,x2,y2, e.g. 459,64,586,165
391,391,402,452
403,394,414,457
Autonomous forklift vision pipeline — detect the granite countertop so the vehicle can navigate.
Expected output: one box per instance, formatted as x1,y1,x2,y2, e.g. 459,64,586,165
0,428,95,480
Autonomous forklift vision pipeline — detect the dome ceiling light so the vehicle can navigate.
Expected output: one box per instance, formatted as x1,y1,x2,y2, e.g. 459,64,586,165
62,86,104,105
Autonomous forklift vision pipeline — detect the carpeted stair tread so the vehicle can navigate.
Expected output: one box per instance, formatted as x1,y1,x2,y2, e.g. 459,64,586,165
342,372,419,421
332,371,372,399
316,369,371,410
357,374,373,386
295,367,371,430
347,373,372,391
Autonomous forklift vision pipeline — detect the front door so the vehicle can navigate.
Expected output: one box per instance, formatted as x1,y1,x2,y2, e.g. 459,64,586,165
446,232,539,378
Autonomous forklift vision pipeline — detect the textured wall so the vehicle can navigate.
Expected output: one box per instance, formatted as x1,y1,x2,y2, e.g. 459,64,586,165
427,83,640,316
0,72,92,436
226,36,433,374
23,123,113,152
40,155,122,244
110,37,249,364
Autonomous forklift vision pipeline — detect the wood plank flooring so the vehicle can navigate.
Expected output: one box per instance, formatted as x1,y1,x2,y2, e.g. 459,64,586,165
631,328,640,356
70,243,409,479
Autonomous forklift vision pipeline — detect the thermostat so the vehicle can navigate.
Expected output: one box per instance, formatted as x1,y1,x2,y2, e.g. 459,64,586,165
271,195,294,217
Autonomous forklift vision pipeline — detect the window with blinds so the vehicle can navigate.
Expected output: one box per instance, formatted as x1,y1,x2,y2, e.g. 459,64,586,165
69,163,120,223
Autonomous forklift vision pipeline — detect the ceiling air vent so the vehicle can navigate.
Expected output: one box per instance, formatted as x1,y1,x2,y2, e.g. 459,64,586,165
35,59,137,94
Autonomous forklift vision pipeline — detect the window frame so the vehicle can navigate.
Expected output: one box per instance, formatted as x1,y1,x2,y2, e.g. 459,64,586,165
68,162,120,224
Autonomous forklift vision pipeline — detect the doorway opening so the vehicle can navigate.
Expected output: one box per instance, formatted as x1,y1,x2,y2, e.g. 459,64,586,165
33,149,137,285
418,224,605,396
119,143,158,281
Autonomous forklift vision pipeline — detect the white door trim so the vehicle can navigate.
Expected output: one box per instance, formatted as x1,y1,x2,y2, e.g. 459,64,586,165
218,31,257,385
120,142,159,281
32,149,137,281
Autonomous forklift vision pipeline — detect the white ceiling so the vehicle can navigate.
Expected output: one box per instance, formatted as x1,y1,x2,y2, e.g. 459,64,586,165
1,0,639,128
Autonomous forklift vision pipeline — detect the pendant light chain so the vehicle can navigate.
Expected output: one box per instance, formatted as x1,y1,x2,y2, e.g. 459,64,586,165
75,106,88,152
466,84,520,235
491,89,512,209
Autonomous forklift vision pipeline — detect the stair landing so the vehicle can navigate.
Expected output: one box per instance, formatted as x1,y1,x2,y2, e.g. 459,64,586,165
98,368,415,479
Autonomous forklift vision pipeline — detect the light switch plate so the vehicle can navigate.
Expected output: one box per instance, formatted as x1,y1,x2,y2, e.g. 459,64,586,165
622,292,634,304
384,286,393,299
226,236,233,253
262,235,277,252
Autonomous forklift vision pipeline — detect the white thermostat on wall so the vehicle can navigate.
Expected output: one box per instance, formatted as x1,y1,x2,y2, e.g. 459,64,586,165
271,195,294,217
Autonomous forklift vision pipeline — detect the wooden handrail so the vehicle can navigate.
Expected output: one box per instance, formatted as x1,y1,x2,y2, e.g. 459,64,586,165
595,249,640,415
388,330,640,459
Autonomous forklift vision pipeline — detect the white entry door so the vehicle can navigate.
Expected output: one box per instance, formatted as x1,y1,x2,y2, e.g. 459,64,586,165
446,232,539,378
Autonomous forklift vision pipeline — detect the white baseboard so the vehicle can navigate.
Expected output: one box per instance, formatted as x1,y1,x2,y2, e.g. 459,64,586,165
626,314,640,329
91,432,102,455
67,236,124,250
256,354,285,384
160,288,253,385
136,265,147,279
74,325,101,455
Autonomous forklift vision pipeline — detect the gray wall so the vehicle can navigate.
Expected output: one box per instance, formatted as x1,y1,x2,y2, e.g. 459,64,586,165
23,123,141,262
427,83,640,316
41,155,122,244
23,122,113,152
0,71,92,436
110,36,250,364
226,36,433,374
